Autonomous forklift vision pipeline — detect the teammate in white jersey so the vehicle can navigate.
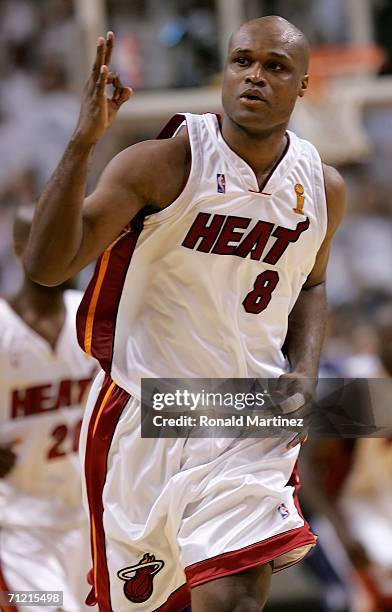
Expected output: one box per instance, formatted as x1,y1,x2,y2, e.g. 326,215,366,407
0,206,96,611
26,16,346,611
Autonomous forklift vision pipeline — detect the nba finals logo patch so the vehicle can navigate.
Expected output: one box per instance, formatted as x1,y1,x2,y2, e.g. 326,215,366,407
117,553,164,603
217,173,226,193
277,503,290,519
293,183,305,215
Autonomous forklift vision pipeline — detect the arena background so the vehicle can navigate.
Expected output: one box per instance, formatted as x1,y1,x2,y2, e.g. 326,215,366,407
0,1,391,610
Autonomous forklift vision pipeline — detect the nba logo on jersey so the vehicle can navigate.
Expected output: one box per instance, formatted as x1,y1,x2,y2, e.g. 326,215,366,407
277,503,290,519
217,173,226,193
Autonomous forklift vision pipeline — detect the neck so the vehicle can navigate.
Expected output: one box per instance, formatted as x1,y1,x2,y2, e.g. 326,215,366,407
9,278,65,315
221,115,288,180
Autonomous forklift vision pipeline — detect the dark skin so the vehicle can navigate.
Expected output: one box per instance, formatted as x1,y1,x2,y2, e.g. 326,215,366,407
12,207,67,350
0,206,69,479
221,16,310,187
25,16,346,612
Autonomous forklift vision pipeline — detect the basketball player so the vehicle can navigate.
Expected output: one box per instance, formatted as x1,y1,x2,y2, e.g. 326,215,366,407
0,206,97,611
26,16,346,611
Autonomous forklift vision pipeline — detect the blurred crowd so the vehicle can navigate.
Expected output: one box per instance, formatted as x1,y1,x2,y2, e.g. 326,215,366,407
0,0,81,291
0,2,391,610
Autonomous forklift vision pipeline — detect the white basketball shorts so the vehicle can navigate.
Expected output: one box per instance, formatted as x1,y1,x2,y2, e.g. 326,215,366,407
0,522,91,612
79,371,316,611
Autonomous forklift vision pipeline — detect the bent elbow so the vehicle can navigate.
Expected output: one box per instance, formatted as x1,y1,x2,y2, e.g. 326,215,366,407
23,256,69,287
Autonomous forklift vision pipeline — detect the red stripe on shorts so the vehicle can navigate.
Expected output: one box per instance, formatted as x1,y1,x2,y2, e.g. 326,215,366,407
84,374,130,611
185,526,316,588
154,582,190,611
185,462,316,588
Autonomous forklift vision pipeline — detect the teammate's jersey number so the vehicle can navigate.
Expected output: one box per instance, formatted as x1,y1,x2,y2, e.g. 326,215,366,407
243,270,279,314
47,419,82,460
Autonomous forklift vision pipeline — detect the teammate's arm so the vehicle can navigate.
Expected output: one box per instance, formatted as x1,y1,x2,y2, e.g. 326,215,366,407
280,164,347,447
25,33,190,286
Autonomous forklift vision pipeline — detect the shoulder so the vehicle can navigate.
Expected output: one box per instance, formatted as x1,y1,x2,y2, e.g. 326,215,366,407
322,163,347,235
323,163,346,200
97,128,191,208
138,127,190,179
116,128,190,171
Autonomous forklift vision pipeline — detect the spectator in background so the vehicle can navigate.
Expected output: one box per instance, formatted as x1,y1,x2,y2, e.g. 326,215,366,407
0,169,39,293
38,0,81,88
259,0,348,44
0,53,80,190
0,0,37,47
27,56,81,187
300,298,392,611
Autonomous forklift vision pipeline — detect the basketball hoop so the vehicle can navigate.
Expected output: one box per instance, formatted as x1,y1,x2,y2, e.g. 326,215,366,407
308,44,386,100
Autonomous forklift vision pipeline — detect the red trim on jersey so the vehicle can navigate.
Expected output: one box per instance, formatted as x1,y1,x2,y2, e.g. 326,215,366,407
154,583,190,611
157,114,186,139
0,556,18,612
185,462,316,588
76,226,140,372
84,374,130,611
76,116,186,372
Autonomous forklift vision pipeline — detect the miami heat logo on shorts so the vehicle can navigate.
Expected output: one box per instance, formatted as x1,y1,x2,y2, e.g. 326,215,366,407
117,553,164,603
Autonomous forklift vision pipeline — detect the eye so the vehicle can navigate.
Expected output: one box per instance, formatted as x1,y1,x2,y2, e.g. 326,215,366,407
266,61,285,72
234,57,250,67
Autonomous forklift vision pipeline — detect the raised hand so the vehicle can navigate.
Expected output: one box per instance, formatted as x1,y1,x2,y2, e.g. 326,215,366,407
75,31,132,147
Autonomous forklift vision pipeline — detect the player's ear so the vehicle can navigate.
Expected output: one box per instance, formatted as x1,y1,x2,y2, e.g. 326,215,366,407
298,74,309,98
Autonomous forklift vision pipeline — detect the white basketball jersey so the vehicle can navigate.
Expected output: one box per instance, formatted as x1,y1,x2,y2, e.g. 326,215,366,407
77,113,327,398
0,290,97,528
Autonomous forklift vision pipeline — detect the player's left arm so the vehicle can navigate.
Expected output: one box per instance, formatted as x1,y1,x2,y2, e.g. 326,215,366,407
280,164,347,447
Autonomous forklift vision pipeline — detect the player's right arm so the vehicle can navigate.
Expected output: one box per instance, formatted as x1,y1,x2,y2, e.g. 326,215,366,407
25,33,190,286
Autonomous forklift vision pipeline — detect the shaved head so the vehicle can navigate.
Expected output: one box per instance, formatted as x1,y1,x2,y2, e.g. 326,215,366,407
222,13,311,134
229,15,310,73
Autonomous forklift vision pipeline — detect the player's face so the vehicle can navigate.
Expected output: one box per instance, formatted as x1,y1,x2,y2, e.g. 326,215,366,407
222,24,308,133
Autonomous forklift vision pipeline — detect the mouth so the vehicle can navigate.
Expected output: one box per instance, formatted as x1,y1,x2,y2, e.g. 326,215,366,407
239,90,267,107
